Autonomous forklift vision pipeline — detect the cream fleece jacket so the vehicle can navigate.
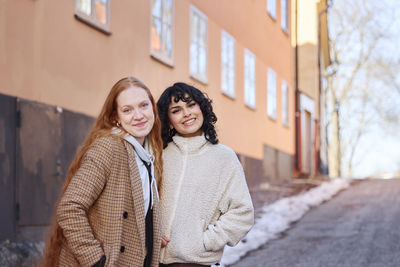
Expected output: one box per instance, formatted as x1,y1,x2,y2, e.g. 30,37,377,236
159,135,254,265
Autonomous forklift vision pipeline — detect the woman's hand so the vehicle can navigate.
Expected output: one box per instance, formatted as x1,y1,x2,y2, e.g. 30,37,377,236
161,235,170,247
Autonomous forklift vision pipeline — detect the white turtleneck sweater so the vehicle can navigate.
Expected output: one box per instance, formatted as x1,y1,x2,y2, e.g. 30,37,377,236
159,135,254,265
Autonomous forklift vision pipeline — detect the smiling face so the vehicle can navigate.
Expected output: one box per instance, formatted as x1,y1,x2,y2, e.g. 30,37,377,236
168,96,204,138
116,86,155,145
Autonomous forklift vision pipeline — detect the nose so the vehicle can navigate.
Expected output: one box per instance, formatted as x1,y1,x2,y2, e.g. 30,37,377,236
182,107,191,117
133,109,144,120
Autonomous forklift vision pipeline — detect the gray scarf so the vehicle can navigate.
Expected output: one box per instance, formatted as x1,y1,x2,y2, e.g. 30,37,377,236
112,128,158,209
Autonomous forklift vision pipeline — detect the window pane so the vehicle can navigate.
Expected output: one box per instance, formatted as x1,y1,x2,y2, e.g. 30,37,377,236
165,26,173,57
221,33,228,93
221,32,235,97
268,0,276,19
191,14,199,42
281,0,288,31
200,20,207,47
228,38,235,96
161,23,169,52
151,18,162,51
190,42,198,74
163,0,173,24
94,0,107,25
151,0,174,62
282,81,289,125
199,46,207,77
244,50,255,108
222,69,227,91
77,0,91,16
152,0,162,18
268,69,277,118
190,7,207,81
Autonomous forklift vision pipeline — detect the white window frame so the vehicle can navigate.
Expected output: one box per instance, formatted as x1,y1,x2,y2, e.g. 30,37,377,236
267,68,277,119
281,0,288,32
221,30,235,98
151,0,174,66
190,5,208,83
282,80,289,126
75,0,111,34
244,49,256,109
267,0,277,20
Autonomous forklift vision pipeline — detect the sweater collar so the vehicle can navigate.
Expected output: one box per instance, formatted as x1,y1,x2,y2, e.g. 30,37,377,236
172,134,208,153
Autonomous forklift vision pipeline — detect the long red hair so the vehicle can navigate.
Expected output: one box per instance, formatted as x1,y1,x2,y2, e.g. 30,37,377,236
41,77,163,267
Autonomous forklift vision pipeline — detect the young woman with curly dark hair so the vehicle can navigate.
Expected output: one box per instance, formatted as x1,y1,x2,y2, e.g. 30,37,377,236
156,82,254,267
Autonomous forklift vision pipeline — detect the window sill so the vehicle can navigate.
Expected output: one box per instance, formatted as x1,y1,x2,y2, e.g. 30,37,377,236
267,11,277,21
74,14,111,35
245,103,256,111
151,52,174,68
222,91,235,100
268,114,277,121
190,73,208,85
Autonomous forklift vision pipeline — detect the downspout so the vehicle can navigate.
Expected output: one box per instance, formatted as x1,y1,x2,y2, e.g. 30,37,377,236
294,0,301,176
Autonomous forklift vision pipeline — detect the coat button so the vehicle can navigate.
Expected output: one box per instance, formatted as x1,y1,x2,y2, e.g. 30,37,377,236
120,246,125,253
123,211,128,219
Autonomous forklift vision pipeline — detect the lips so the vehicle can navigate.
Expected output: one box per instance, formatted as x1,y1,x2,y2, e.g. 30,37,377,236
183,118,196,126
133,121,147,127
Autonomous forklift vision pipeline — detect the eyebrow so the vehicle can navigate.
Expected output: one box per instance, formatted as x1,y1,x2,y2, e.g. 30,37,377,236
119,104,131,108
169,105,180,110
170,100,196,109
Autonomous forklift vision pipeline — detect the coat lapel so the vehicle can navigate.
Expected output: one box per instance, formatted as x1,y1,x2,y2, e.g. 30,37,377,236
124,141,146,254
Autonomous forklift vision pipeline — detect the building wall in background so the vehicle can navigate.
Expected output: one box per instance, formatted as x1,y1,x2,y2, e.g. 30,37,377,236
0,0,294,160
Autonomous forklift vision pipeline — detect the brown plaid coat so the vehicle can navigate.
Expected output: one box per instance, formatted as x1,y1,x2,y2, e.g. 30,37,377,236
56,136,161,267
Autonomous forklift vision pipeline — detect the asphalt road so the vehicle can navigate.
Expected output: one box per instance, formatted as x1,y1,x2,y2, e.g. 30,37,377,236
230,179,400,267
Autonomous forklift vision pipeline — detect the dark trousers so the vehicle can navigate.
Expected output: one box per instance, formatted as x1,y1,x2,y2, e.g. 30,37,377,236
143,207,153,267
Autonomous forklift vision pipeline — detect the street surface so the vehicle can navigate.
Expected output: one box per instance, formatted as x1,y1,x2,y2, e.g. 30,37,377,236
231,178,400,267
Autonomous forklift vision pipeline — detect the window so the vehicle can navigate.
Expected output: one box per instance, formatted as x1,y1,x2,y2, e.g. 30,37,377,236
282,80,289,126
267,68,277,119
151,0,174,65
244,49,256,109
75,0,110,34
267,0,276,19
281,0,288,32
221,30,235,98
190,6,208,83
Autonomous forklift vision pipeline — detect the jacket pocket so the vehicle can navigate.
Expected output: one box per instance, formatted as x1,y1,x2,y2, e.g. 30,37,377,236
102,243,112,267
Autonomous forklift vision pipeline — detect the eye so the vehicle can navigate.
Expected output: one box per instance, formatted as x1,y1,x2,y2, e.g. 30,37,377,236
123,108,131,113
141,102,149,108
171,109,180,114
188,102,196,107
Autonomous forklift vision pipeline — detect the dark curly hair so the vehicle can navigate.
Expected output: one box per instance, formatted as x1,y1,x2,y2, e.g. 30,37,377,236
157,82,218,148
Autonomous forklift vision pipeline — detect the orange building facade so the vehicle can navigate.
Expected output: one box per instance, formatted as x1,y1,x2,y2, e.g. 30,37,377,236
0,0,329,241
